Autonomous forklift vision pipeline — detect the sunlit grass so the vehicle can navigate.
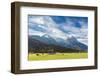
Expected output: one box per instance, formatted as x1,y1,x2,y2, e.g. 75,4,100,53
28,52,88,61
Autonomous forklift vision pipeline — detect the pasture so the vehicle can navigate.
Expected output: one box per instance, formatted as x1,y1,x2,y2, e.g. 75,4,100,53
28,53,88,61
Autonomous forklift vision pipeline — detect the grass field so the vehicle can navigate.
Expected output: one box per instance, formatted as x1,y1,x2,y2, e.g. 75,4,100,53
28,53,88,61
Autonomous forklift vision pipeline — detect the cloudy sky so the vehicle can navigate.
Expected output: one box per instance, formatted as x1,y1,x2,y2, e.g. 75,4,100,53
28,15,88,45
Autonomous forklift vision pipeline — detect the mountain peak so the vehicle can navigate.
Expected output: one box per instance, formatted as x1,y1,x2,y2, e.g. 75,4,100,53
67,36,77,41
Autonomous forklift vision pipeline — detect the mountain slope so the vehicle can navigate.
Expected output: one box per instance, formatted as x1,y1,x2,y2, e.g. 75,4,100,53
29,35,87,52
28,36,86,53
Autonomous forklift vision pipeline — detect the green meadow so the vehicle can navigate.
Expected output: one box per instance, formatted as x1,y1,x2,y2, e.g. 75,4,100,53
28,53,88,61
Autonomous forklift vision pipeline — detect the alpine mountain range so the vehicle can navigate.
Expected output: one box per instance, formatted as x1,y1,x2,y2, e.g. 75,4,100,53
28,15,88,53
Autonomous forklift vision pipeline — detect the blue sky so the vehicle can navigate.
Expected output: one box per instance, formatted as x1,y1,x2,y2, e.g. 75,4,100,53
51,16,87,28
28,15,88,45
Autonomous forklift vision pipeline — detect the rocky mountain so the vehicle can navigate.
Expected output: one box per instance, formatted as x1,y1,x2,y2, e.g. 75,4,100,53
29,34,87,52
28,36,86,53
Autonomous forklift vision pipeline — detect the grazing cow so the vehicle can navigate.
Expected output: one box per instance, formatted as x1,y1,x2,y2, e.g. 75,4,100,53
36,53,40,56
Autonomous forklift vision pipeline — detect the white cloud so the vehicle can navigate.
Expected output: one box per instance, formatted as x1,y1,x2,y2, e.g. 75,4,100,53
60,21,88,45
42,16,68,40
29,16,69,40
29,29,45,37
29,16,45,25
